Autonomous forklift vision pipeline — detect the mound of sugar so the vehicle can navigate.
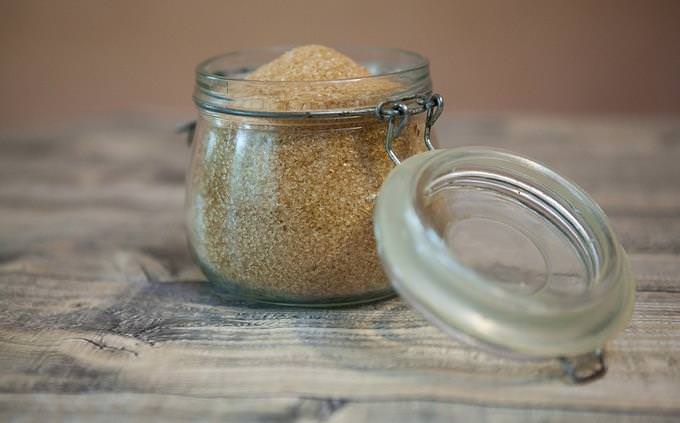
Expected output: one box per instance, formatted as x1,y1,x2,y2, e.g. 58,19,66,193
235,45,399,111
247,45,370,81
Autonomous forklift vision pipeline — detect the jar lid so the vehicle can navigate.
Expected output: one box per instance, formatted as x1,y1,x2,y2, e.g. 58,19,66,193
374,147,635,362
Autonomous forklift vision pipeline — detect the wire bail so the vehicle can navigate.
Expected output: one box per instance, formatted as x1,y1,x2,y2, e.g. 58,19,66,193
423,93,444,151
377,93,444,165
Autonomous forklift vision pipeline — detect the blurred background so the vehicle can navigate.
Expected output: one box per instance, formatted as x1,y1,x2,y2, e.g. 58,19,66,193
2,0,680,131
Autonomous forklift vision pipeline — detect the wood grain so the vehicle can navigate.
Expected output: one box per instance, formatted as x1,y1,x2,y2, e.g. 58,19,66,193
1,116,679,422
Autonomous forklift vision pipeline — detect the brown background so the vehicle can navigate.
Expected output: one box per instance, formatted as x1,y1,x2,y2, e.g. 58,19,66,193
2,0,680,130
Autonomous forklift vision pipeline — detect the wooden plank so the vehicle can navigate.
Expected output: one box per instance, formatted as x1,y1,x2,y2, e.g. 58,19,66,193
0,394,677,423
0,116,679,421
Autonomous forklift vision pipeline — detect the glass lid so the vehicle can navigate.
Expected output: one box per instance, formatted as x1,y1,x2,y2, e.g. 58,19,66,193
374,147,635,359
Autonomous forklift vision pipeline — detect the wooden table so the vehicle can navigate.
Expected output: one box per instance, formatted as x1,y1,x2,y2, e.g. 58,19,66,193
1,116,679,422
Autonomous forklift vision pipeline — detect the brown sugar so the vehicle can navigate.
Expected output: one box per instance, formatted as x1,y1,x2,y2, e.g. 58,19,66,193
187,45,426,304
246,45,371,81
223,45,403,112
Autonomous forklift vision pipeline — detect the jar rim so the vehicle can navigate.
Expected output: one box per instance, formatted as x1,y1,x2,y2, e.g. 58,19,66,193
196,45,430,84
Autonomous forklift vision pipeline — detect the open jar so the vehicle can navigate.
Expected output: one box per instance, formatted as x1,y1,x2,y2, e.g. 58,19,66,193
184,46,635,382
186,47,434,306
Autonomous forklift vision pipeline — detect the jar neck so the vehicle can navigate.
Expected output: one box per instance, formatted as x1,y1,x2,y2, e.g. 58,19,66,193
193,46,433,118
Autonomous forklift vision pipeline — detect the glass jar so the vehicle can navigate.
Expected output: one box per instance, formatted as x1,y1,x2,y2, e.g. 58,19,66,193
186,47,435,306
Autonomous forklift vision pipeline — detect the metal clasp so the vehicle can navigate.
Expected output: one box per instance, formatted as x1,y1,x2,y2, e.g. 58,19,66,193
559,349,607,384
376,93,444,165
